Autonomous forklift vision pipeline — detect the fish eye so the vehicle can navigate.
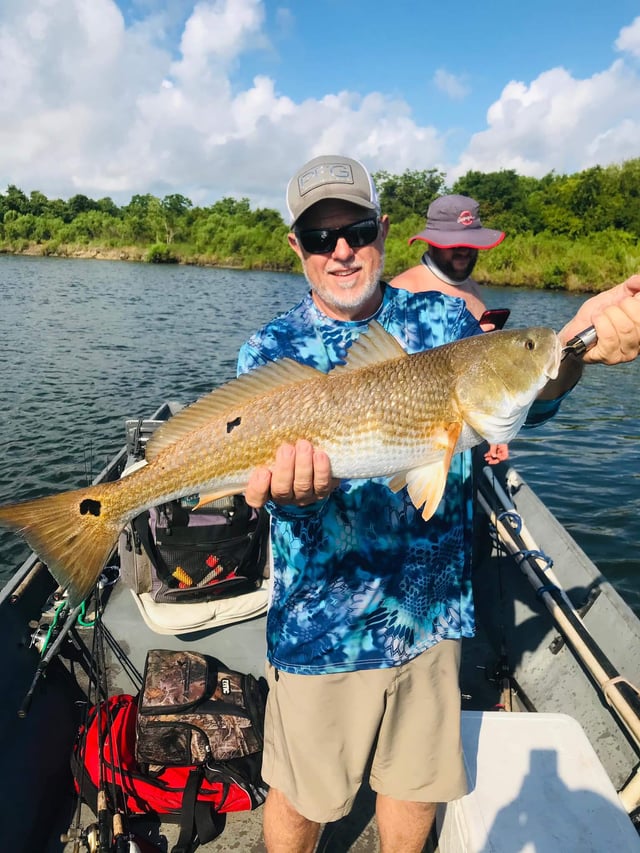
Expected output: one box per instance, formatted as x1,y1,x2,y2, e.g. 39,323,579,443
525,339,535,351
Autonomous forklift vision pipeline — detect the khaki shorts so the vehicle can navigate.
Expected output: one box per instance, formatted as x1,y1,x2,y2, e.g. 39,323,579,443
262,639,467,823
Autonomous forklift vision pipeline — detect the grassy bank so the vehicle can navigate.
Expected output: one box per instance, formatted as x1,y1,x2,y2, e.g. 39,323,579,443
385,219,640,292
2,225,639,293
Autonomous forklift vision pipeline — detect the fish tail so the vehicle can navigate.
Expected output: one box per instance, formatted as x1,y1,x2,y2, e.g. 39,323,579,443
0,484,123,606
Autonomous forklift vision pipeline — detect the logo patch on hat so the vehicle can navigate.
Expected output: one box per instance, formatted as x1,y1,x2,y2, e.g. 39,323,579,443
298,163,354,197
457,210,475,227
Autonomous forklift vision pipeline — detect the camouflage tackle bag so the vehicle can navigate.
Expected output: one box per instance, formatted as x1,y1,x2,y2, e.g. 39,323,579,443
73,650,267,853
136,649,267,771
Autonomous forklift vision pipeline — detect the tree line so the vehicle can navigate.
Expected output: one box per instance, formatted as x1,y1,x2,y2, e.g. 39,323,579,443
1,158,639,291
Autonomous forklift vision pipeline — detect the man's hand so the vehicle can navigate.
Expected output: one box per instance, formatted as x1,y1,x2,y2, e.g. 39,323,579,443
540,274,640,400
560,274,640,365
484,443,509,465
245,439,339,508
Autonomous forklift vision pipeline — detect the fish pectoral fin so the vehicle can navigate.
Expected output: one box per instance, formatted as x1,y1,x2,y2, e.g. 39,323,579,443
405,462,448,521
403,422,461,521
388,472,409,493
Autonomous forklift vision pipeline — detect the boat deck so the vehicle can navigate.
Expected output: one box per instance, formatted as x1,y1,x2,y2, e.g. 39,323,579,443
53,570,500,853
2,455,638,850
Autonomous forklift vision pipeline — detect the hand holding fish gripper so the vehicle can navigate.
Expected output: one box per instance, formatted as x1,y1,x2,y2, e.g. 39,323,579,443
561,325,597,360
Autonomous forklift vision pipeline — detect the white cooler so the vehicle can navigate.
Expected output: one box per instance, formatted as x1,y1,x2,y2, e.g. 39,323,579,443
436,711,640,852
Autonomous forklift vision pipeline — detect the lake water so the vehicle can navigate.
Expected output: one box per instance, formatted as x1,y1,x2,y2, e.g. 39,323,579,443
1,255,638,612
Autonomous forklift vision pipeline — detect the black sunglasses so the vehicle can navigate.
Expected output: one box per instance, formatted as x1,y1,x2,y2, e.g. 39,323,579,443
295,218,380,255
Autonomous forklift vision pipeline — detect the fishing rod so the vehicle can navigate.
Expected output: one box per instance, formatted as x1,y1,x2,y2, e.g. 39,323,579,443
90,589,113,853
20,563,120,718
99,620,144,692
92,585,145,853
477,467,640,808
63,591,145,853
18,598,85,718
478,467,640,732
61,583,114,852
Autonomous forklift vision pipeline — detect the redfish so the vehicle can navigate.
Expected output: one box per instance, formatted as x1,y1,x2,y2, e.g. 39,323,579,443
0,322,561,604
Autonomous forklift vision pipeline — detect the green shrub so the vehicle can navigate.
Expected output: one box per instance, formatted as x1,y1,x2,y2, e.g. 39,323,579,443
146,243,179,264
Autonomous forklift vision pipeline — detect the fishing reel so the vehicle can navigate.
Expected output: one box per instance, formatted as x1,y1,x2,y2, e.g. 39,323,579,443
61,822,142,853
60,823,99,852
26,587,72,652
28,623,50,654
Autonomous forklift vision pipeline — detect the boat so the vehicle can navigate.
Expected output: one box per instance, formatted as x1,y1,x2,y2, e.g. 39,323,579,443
0,401,639,852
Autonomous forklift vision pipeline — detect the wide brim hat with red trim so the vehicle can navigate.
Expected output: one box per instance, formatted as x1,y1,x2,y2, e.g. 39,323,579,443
409,194,505,249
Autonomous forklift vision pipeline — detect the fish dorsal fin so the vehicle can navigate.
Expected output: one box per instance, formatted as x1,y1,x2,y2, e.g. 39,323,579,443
331,320,407,373
145,359,321,461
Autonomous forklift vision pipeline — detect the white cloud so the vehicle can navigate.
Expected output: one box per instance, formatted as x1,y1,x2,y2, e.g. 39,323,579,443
451,60,640,180
1,1,638,213
175,0,265,79
0,0,443,212
275,6,295,35
434,69,470,101
615,15,640,57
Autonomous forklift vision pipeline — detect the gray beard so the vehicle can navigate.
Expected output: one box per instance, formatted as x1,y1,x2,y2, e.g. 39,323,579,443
306,252,386,314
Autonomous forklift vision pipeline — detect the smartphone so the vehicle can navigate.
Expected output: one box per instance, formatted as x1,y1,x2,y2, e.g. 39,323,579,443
479,308,510,330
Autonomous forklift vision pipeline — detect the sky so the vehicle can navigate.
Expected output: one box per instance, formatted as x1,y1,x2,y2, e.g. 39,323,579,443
1,0,640,217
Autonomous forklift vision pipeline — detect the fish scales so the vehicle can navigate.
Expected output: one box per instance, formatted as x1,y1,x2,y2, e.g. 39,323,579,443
0,322,562,605
129,354,454,496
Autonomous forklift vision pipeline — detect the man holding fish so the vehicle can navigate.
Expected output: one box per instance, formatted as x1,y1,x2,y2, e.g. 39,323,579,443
0,158,638,853
239,155,640,853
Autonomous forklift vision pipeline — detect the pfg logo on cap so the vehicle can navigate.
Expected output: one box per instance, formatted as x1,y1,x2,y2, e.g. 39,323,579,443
457,210,475,227
298,162,354,196
221,677,231,695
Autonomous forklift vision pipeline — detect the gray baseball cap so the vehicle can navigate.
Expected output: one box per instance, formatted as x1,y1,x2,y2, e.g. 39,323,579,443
409,194,505,249
286,155,380,226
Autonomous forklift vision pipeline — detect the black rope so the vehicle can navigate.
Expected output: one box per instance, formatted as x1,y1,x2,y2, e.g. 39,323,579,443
496,507,523,534
536,582,561,600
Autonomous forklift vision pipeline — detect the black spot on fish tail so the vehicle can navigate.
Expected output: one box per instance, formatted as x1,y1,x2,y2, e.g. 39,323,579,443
226,416,242,434
79,498,102,517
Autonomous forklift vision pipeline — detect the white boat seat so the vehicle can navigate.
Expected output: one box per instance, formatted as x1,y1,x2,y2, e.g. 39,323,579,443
129,579,270,636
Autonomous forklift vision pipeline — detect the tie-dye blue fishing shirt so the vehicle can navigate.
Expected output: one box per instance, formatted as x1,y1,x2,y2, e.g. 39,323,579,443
237,285,559,674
